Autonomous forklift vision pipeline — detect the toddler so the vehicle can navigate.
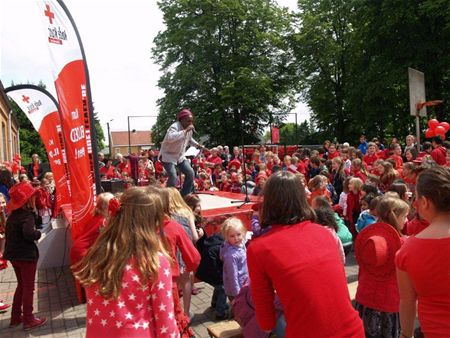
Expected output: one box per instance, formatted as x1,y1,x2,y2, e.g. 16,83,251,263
355,194,379,232
220,217,249,301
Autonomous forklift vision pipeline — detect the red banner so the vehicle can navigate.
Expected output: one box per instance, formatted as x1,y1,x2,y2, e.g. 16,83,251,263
5,86,72,221
271,126,280,144
37,0,96,239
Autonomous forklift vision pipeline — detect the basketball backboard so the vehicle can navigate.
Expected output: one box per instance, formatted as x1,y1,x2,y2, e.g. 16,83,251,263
408,67,427,117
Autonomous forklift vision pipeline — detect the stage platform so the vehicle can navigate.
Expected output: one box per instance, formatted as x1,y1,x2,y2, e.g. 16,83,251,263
198,191,259,235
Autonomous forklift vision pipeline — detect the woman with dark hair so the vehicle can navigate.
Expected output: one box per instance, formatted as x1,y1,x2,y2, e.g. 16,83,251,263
247,171,364,338
0,169,14,201
396,167,450,338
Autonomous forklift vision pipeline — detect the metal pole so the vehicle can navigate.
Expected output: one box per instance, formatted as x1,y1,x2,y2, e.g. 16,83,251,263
107,122,112,157
295,113,298,145
127,116,131,155
415,111,421,149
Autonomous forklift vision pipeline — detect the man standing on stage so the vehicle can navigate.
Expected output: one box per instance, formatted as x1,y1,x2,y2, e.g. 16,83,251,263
159,109,206,196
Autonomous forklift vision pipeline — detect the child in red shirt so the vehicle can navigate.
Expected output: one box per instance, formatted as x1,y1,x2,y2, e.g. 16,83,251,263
355,197,409,338
346,177,363,237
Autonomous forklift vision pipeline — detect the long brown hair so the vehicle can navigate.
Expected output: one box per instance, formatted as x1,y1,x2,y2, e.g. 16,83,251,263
260,171,315,227
74,187,169,299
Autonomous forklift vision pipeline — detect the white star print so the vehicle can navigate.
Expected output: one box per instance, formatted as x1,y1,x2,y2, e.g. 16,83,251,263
164,268,170,277
136,303,143,310
133,322,140,329
132,274,140,283
159,303,166,312
142,321,149,329
160,325,168,334
146,295,151,301
118,301,125,309
168,311,174,320
95,290,100,296
100,319,107,327
94,309,100,316
166,290,172,298
102,299,109,306
88,299,93,305
140,285,149,292
151,294,157,300
128,293,136,301
157,281,165,290
109,310,115,317
115,321,123,328
170,332,178,338
125,264,132,271
122,282,129,289
88,318,93,325
125,312,133,320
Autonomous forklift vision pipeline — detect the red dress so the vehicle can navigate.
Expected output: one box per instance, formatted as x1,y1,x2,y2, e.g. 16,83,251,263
85,254,179,338
396,237,450,338
247,221,364,338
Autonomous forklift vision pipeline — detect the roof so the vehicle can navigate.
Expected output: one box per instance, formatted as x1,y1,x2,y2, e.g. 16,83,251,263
111,130,153,146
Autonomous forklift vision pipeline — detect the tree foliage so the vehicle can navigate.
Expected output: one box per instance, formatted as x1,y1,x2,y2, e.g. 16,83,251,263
152,0,298,147
291,0,450,143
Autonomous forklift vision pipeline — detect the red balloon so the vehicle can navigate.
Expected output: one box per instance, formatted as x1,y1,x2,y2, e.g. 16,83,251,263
438,121,450,132
425,128,436,138
435,126,446,135
428,119,439,130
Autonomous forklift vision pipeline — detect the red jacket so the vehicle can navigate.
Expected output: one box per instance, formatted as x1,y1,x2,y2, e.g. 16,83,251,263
431,146,446,165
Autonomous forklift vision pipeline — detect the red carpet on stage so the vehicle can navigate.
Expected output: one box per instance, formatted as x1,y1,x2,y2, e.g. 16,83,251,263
198,191,259,235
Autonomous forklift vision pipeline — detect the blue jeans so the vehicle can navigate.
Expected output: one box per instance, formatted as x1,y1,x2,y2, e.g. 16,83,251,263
162,159,194,196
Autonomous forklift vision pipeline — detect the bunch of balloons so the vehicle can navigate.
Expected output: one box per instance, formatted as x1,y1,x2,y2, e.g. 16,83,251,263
425,119,449,139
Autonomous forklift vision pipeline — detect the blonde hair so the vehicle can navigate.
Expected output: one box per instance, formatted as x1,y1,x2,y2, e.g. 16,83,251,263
349,177,363,192
74,187,170,299
167,187,194,220
221,217,246,239
93,192,114,217
376,196,409,234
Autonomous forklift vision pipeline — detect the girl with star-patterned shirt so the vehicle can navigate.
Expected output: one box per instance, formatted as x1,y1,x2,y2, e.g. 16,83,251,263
74,187,179,338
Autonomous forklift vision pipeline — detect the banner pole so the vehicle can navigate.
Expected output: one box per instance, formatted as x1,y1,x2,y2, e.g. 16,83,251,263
57,0,101,194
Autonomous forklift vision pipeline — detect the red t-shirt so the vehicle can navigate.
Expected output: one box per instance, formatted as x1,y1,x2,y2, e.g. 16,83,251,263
328,151,340,160
163,219,200,278
247,221,364,338
389,154,404,169
396,237,450,338
363,153,378,167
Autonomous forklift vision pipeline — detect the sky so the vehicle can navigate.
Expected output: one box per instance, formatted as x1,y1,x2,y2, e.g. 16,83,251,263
0,0,310,140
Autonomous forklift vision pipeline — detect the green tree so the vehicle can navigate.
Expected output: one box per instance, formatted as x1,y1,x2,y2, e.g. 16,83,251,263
291,0,355,142
92,109,105,153
292,0,450,144
152,0,298,147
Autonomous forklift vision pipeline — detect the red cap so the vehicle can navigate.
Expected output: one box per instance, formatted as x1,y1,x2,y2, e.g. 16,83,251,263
177,109,193,121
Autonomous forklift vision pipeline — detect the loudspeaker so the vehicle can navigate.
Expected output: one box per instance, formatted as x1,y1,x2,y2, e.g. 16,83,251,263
100,180,125,194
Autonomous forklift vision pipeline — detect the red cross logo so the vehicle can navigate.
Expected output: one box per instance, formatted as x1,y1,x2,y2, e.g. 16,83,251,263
22,95,30,103
44,4,55,24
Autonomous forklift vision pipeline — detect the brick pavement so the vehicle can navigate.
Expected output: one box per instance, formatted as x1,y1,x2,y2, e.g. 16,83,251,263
0,254,359,338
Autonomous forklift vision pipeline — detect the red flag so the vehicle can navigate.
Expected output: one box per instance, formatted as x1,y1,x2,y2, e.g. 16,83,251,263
6,85,72,221
271,126,280,144
37,0,98,238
